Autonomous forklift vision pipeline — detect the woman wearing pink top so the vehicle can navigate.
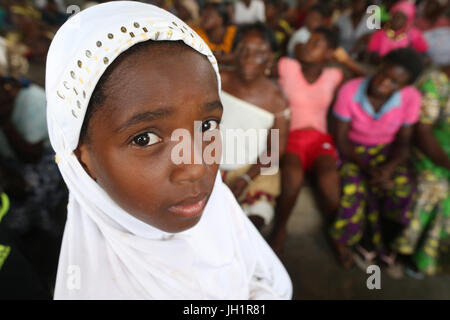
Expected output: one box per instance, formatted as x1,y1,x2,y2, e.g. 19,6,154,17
329,48,424,276
367,1,428,60
270,27,344,255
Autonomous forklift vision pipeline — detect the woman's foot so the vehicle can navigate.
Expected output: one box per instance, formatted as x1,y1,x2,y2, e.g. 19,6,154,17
352,244,377,272
331,240,354,269
379,252,404,279
401,255,425,280
404,265,425,280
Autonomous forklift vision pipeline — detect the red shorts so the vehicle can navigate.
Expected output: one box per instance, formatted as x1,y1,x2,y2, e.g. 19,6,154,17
285,128,338,171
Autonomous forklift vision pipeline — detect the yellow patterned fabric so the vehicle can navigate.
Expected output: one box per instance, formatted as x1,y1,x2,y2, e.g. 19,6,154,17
192,26,237,54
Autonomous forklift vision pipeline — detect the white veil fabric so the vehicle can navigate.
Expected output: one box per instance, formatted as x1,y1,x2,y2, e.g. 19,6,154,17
46,1,292,299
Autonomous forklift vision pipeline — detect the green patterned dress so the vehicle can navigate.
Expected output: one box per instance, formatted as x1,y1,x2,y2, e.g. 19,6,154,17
392,70,450,275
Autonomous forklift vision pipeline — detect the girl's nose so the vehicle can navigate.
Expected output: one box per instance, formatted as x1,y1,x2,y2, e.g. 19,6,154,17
170,136,208,184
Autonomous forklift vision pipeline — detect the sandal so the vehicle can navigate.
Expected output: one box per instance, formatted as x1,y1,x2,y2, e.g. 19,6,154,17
353,244,377,272
380,252,404,279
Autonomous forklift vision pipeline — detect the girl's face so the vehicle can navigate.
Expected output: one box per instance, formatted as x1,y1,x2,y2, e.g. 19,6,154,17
305,10,324,31
424,0,441,18
369,63,411,99
200,6,222,31
390,11,407,30
77,45,223,233
265,3,278,21
299,32,332,64
235,31,272,82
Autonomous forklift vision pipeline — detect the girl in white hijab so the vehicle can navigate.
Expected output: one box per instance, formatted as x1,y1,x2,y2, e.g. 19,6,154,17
46,1,292,299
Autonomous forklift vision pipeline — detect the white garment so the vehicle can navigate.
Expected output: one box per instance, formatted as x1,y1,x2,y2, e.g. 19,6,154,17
287,27,310,57
336,13,373,52
46,1,292,300
424,27,450,66
219,91,274,171
34,0,67,13
233,0,266,25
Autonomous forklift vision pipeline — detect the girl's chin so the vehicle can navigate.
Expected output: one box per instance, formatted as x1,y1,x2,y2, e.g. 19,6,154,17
163,214,203,233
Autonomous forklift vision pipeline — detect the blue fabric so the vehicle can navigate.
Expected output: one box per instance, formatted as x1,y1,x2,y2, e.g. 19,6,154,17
353,77,402,120
333,110,351,122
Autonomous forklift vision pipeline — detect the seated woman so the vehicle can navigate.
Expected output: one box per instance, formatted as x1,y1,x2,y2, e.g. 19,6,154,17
329,48,424,274
0,76,66,238
367,0,428,61
286,3,327,58
271,27,344,255
193,2,237,66
335,0,373,54
392,64,450,277
220,23,290,230
265,0,293,59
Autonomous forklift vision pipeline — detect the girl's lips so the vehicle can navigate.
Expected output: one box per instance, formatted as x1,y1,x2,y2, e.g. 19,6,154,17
168,195,208,218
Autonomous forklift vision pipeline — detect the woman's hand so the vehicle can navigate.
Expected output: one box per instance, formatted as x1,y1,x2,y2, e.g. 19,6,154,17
334,47,350,64
369,163,395,189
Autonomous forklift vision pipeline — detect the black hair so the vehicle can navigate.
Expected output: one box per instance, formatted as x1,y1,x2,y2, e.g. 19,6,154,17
79,40,194,144
232,23,278,52
383,48,425,84
265,0,280,7
201,2,230,26
308,4,328,18
312,26,339,49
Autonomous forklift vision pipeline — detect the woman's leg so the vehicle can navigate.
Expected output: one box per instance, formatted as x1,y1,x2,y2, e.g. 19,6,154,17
382,165,417,227
329,162,368,268
392,170,444,255
312,154,341,224
413,194,450,275
270,153,304,255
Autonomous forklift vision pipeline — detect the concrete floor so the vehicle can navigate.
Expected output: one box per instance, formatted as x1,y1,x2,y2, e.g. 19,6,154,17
263,184,450,300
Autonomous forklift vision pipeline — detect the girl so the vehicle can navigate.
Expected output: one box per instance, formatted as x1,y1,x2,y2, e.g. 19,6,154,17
193,2,237,66
271,27,344,255
330,48,424,274
46,1,292,299
220,23,290,230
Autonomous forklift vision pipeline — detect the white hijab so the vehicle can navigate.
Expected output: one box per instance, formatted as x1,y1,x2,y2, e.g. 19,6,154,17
46,1,292,300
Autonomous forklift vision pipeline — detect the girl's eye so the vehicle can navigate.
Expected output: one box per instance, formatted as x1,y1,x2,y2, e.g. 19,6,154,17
132,132,162,147
202,119,219,132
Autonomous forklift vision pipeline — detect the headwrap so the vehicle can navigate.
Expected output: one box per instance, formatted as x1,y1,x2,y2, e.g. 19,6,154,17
46,1,291,299
390,0,417,31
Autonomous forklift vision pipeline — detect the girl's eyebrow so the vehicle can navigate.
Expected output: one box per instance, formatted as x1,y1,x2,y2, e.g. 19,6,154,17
115,108,174,133
115,100,222,133
203,100,223,112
